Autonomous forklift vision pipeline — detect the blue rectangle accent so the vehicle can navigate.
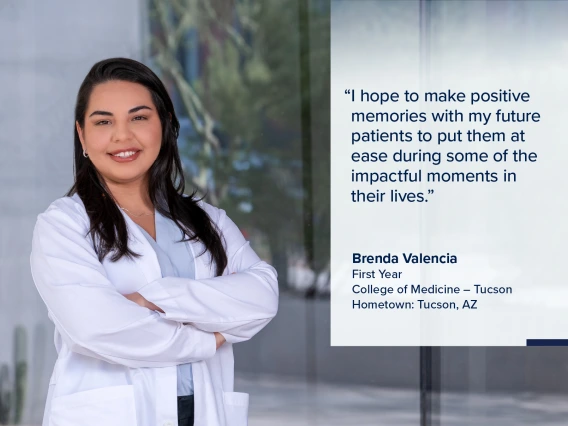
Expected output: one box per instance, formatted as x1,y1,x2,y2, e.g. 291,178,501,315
526,339,568,346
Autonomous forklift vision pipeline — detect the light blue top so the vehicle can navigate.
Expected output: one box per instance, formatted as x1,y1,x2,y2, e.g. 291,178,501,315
135,210,195,396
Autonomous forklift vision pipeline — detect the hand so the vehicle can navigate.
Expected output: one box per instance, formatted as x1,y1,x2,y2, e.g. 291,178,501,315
214,332,226,349
124,292,164,313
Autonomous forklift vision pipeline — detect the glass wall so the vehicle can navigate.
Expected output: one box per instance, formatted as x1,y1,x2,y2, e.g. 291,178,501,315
426,1,568,424
9,1,568,425
0,1,419,425
144,1,420,424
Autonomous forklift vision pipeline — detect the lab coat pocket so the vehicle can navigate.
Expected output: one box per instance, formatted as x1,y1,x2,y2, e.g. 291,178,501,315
49,385,137,426
223,391,249,426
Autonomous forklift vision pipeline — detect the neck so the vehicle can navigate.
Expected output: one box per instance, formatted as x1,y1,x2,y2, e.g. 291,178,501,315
104,175,153,212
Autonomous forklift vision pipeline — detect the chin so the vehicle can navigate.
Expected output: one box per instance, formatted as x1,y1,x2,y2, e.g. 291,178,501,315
105,170,148,184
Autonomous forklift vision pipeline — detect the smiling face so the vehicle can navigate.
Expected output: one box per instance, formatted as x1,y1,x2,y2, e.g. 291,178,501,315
76,80,163,185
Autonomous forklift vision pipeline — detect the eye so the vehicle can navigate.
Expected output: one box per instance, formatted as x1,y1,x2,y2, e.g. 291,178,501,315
132,115,148,121
95,120,111,126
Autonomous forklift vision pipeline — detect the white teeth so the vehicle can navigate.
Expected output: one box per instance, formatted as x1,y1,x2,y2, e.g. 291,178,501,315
113,151,137,158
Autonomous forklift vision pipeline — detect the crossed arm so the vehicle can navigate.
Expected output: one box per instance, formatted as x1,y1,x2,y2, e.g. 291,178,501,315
123,273,238,349
30,203,278,368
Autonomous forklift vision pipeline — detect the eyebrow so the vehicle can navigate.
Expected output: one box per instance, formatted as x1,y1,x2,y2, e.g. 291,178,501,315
88,105,153,118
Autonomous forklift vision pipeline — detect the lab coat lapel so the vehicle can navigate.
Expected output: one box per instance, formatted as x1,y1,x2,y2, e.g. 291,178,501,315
187,236,216,280
118,208,163,283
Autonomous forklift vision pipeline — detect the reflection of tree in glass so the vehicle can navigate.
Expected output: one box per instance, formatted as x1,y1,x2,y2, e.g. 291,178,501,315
0,364,12,424
148,0,330,294
0,326,28,425
13,326,27,424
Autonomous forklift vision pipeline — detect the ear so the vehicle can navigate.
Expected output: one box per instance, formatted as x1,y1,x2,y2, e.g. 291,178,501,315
75,121,85,148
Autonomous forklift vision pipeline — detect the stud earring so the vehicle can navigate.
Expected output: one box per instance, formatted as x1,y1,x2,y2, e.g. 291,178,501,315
83,149,89,158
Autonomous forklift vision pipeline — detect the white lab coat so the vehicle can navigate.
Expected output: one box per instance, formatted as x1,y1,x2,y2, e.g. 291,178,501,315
30,193,279,426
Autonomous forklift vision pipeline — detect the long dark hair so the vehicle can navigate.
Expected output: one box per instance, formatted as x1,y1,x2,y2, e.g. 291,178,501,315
66,57,227,276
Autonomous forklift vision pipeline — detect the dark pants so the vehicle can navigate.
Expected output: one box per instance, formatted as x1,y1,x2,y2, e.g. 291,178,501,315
177,395,194,426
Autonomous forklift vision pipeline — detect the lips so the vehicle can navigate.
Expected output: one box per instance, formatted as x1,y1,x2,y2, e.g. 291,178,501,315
108,149,141,163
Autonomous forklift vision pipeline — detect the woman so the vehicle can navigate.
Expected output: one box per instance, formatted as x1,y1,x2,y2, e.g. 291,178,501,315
30,57,279,426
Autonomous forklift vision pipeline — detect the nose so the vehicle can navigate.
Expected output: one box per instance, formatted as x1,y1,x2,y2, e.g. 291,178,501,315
112,120,134,143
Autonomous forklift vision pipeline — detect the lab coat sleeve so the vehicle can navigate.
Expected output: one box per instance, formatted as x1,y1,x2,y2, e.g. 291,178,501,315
30,204,217,368
137,207,279,344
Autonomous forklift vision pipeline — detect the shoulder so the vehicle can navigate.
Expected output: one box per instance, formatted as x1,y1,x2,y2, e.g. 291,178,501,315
31,195,98,262
192,198,244,243
199,200,226,225
36,194,89,231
